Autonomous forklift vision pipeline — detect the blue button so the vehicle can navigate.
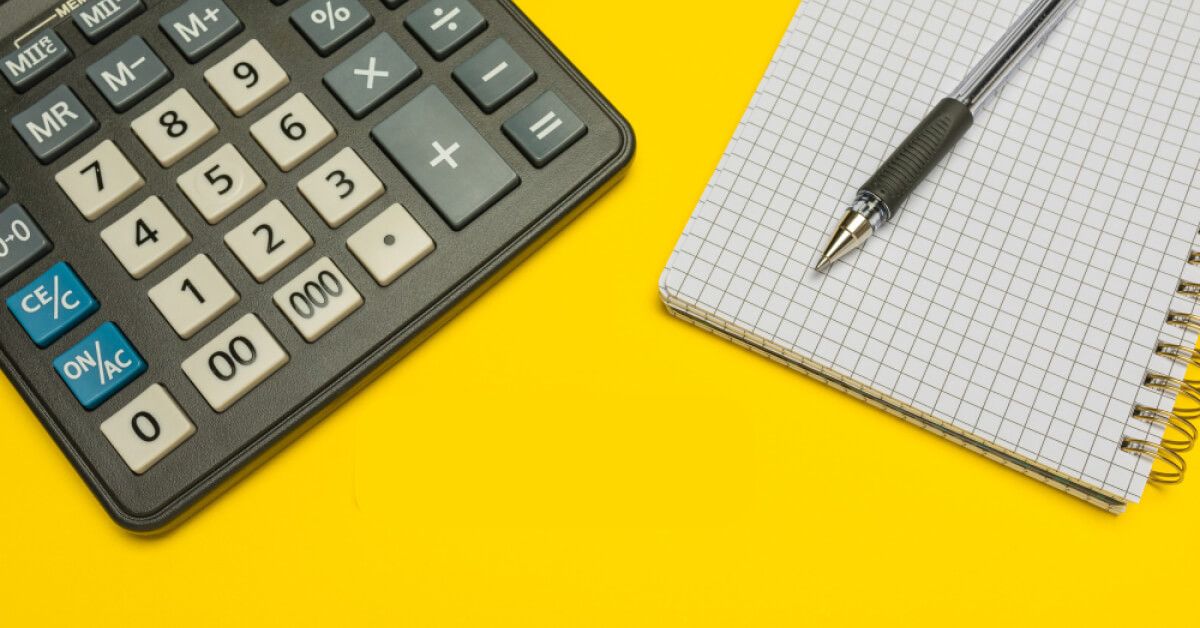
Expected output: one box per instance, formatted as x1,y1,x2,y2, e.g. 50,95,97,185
53,323,146,410
7,262,99,347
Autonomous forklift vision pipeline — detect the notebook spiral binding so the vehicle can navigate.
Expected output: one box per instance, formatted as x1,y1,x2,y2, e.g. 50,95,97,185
1121,257,1200,484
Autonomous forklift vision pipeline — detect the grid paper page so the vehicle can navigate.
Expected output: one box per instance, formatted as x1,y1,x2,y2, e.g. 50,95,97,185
662,0,1200,502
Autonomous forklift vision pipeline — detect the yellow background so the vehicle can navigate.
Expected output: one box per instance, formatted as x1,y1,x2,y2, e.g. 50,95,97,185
2,1,1196,625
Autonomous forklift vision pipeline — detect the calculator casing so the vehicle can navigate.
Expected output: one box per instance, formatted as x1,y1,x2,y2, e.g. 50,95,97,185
0,0,634,531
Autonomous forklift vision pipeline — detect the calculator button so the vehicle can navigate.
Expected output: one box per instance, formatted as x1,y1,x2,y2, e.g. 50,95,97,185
250,94,336,172
6,262,99,348
11,86,99,164
454,39,536,113
324,33,420,119
0,205,52,286
298,147,384,227
55,140,145,221
182,314,289,412
405,0,487,61
204,39,290,117
53,322,147,411
131,88,218,167
74,0,147,44
503,92,588,168
100,385,195,475
347,203,434,285
224,200,313,282
177,144,265,223
273,257,363,342
291,0,375,57
148,254,239,339
159,0,244,63
85,37,172,113
0,30,73,93
372,86,518,229
101,197,192,279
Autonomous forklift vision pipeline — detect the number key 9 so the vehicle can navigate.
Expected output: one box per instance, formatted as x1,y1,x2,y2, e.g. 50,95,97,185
204,39,290,117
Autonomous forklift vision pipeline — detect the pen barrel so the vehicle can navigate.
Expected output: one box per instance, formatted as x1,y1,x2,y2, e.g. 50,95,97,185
859,98,974,219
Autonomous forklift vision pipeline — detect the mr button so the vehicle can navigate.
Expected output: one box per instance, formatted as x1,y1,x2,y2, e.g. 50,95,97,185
12,86,99,163
54,323,147,410
7,262,100,348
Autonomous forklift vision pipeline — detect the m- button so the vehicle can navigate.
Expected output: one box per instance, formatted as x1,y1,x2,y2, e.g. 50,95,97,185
11,85,99,164
372,86,518,229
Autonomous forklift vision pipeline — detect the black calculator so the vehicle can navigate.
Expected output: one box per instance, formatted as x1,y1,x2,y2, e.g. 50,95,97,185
0,0,633,530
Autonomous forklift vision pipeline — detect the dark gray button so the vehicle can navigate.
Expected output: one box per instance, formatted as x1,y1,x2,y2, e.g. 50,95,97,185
291,0,374,56
0,205,53,286
0,30,73,94
12,86,100,164
73,0,147,44
503,92,587,168
86,37,172,112
159,0,244,63
372,86,518,229
405,0,486,61
453,39,535,113
324,33,419,119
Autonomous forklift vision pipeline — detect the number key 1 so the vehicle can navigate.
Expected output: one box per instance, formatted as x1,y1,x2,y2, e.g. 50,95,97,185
204,39,290,117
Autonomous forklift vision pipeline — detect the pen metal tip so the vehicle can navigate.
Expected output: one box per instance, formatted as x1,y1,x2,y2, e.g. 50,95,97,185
815,210,875,272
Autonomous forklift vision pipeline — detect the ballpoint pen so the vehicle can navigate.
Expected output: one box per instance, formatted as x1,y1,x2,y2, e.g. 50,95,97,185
815,0,1081,272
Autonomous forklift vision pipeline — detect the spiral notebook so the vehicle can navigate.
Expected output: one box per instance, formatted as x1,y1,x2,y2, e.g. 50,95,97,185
660,0,1200,511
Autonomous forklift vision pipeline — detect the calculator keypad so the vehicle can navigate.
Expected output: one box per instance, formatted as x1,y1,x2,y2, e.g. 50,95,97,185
101,197,193,279
100,384,195,475
181,314,289,412
148,254,239,339
250,94,337,172
131,88,218,167
298,147,385,228
177,143,265,223
273,257,363,342
204,40,289,117
224,200,314,282
56,140,146,221
0,0,626,527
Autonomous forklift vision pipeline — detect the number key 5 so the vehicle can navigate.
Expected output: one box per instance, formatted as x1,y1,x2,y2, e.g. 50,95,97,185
204,39,290,117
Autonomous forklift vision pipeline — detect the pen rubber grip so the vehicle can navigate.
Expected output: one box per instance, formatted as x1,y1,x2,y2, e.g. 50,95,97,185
860,98,974,217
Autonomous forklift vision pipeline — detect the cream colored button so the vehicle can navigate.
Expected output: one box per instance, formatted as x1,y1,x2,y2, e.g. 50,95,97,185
224,200,313,282
148,254,239,339
182,314,289,413
100,385,195,475
347,204,434,286
177,143,265,224
131,88,218,167
55,140,144,221
298,147,384,228
249,93,336,172
203,39,289,117
101,196,192,279
274,257,363,342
